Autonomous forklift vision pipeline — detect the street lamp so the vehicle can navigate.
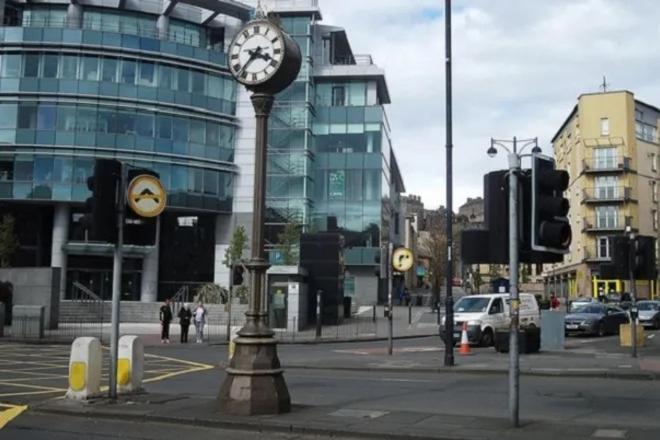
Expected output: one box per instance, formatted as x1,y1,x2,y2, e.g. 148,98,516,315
486,136,539,428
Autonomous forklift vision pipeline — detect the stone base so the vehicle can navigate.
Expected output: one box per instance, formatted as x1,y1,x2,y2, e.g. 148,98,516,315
218,336,291,415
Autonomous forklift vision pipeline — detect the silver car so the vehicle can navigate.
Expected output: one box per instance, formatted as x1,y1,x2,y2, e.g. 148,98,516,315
637,301,660,330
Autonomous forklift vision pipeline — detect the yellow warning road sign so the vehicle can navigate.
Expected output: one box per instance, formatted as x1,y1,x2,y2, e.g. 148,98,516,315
127,174,166,218
392,247,414,272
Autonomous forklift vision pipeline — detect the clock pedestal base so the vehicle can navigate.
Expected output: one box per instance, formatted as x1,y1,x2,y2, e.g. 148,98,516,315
218,314,290,415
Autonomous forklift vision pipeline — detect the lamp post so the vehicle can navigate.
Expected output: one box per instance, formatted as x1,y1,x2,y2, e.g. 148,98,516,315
486,136,541,428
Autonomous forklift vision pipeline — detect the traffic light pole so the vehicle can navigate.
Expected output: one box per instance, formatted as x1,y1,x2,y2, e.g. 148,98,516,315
507,149,521,428
109,162,126,399
628,231,637,358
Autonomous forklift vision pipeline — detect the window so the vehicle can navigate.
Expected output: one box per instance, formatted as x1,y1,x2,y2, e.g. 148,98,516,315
1,54,21,78
24,54,41,78
328,170,345,200
120,60,136,84
332,86,346,106
594,147,616,170
43,55,59,78
101,58,118,82
596,206,618,228
489,298,503,314
159,65,173,89
176,69,189,92
654,209,658,231
600,118,610,136
138,61,156,87
653,181,658,203
17,105,37,129
598,237,610,259
322,37,332,65
60,56,78,79
595,176,617,199
653,153,657,172
80,56,99,81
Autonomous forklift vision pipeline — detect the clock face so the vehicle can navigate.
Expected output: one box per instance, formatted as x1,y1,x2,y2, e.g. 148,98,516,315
229,21,285,86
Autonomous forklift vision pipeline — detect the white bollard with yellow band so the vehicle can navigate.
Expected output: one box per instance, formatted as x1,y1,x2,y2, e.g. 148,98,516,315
66,337,102,400
117,335,144,394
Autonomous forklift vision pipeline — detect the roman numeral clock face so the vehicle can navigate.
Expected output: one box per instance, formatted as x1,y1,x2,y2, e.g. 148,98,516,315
229,22,284,86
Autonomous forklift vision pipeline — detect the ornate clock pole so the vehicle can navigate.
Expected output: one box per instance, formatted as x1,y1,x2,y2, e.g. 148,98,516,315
219,6,302,416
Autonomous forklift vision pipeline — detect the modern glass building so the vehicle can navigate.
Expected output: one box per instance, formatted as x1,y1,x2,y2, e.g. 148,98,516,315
0,0,404,306
0,0,250,301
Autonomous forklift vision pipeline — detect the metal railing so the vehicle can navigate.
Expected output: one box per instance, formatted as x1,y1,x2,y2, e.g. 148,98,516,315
171,285,192,316
583,187,633,203
583,156,632,173
71,281,104,322
582,215,633,231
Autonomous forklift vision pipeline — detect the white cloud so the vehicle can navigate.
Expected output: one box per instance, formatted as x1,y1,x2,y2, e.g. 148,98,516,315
318,0,660,209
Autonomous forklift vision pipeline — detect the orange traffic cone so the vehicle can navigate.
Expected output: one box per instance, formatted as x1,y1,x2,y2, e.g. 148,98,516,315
459,322,472,355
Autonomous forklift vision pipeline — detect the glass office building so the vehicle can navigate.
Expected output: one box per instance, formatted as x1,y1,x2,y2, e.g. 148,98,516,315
0,0,403,306
0,0,250,301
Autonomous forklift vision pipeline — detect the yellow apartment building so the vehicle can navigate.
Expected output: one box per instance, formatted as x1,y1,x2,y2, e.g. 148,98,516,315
545,90,659,300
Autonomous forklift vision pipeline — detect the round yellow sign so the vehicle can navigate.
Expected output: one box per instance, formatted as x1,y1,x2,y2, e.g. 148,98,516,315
127,175,166,218
392,247,414,272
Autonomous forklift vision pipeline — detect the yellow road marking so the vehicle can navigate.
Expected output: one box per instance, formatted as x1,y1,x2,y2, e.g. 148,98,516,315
0,390,62,398
0,404,27,429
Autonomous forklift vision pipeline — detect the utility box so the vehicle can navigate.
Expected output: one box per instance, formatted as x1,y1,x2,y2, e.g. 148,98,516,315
541,310,565,351
619,324,645,347
12,305,45,339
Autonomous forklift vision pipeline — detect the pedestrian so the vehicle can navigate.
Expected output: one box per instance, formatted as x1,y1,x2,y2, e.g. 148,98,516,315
550,293,560,311
404,287,411,306
194,301,207,343
178,303,192,343
159,298,173,344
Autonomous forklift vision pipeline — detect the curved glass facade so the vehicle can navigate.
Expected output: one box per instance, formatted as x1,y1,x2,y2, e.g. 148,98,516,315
0,3,238,213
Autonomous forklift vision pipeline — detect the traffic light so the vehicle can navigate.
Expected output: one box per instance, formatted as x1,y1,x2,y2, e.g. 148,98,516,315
531,155,571,253
123,168,159,246
632,236,656,279
610,235,657,280
232,265,245,286
81,159,120,243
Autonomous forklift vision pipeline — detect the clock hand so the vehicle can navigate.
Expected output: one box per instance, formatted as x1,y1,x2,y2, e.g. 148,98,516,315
238,46,263,77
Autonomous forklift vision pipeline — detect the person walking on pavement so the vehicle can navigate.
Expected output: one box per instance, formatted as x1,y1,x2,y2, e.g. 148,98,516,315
159,298,173,344
194,302,207,343
178,303,192,343
550,293,560,311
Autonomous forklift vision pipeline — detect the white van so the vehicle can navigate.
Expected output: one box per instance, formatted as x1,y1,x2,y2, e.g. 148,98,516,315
442,293,540,346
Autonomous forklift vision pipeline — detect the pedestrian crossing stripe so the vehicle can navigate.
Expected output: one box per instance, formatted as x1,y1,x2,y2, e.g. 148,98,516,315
0,404,27,430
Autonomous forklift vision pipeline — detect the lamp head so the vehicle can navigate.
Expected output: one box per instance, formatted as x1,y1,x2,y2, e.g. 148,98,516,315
531,145,542,155
487,146,498,158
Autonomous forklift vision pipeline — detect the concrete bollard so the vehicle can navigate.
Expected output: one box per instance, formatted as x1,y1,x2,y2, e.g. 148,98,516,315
66,337,102,400
117,335,144,394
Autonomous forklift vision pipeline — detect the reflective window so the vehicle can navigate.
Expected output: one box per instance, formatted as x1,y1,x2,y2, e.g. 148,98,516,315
81,56,99,81
159,65,173,89
176,69,189,92
43,54,59,78
1,54,22,78
61,56,78,79
120,60,136,84
157,115,172,139
101,58,118,82
135,113,154,137
24,54,41,78
37,104,57,130
138,62,156,87
18,105,37,129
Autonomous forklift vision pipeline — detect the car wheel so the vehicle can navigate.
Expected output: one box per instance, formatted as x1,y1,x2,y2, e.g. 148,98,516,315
597,322,606,337
480,328,494,347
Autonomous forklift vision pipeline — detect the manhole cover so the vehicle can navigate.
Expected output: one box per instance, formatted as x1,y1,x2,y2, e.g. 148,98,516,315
592,429,627,439
329,409,389,419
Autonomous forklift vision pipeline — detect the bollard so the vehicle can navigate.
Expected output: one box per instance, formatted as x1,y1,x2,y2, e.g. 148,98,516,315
372,305,376,323
228,326,241,360
117,335,144,394
315,290,322,339
0,303,4,337
66,337,102,400
408,302,412,325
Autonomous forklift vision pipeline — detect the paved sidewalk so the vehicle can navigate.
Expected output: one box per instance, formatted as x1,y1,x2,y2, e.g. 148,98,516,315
32,393,660,440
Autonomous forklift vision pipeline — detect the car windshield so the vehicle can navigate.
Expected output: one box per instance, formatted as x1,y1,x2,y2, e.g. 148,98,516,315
455,297,491,313
571,304,604,314
637,302,660,311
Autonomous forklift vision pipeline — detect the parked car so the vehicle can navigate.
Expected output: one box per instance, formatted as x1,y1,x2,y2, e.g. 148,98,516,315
568,297,598,312
441,293,540,347
565,303,629,337
637,300,660,329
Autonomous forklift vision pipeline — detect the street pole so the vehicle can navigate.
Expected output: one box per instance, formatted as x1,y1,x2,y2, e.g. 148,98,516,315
507,140,521,428
109,162,126,399
443,0,455,368
628,232,637,358
226,263,233,342
387,243,394,356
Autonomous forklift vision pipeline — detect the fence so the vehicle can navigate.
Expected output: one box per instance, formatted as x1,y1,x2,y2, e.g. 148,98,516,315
4,315,105,343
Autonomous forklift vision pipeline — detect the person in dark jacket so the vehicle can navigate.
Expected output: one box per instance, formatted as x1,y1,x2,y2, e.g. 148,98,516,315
159,299,173,344
178,303,192,343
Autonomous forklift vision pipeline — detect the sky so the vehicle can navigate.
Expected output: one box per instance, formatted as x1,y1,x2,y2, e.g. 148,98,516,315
319,0,660,210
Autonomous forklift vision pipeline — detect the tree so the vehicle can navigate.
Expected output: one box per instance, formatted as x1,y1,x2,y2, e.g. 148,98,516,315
278,222,300,266
428,219,447,306
223,225,248,269
0,214,19,268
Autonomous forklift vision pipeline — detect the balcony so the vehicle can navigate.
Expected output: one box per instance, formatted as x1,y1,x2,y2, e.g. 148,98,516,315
583,246,611,263
582,187,634,204
582,215,634,233
583,156,633,174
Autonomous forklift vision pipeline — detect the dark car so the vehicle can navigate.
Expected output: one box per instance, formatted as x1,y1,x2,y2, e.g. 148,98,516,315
565,303,629,337
637,301,660,330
